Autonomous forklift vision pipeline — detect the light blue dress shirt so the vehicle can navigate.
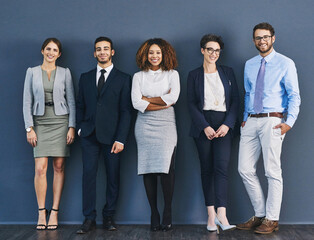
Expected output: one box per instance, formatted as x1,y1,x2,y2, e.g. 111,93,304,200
243,49,301,127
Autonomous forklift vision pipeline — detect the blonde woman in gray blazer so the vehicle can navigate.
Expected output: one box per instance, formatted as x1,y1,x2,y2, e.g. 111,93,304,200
23,38,75,230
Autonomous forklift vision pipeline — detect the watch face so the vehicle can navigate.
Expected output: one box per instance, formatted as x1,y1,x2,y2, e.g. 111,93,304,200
26,128,31,132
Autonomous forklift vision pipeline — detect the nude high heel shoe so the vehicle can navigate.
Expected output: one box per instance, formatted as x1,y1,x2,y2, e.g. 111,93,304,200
215,216,236,234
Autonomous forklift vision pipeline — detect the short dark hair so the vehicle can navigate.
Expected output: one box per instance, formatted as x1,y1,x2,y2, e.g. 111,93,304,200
41,38,62,54
94,36,114,50
253,22,275,38
136,38,178,71
200,34,224,50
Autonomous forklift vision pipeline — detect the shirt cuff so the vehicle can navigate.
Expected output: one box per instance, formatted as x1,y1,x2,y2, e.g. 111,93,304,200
285,118,295,128
115,141,124,146
243,112,249,122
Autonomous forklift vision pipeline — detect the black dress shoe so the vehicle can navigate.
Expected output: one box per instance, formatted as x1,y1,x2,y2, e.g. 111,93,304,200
76,219,96,234
161,224,173,232
103,216,117,231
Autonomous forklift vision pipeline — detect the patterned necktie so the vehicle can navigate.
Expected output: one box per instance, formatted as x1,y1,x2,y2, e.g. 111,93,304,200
97,69,106,95
253,58,266,113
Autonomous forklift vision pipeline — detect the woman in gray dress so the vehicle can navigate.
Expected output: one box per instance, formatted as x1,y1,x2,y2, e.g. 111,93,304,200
132,38,180,231
23,38,75,230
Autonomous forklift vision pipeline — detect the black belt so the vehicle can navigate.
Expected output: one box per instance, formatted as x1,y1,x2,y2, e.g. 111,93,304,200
45,102,54,106
249,112,283,118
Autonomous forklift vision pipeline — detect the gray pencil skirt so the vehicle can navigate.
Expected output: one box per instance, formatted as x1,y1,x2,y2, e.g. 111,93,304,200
135,107,177,175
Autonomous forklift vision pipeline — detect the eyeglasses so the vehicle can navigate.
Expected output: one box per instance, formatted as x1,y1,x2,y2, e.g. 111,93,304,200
204,47,221,55
254,35,273,41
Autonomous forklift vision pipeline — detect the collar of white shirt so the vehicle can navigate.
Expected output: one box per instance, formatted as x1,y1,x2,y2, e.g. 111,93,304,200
148,68,162,74
97,63,114,75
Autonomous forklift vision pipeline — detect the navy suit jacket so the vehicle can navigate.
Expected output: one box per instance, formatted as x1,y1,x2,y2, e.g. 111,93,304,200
187,65,239,138
76,66,132,145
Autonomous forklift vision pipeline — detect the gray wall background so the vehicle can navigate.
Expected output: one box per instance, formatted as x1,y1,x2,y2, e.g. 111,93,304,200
0,0,313,224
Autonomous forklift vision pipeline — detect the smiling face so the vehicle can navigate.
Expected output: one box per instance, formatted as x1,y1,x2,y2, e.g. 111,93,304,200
41,41,61,64
201,41,220,65
148,44,162,70
94,41,115,67
254,29,275,57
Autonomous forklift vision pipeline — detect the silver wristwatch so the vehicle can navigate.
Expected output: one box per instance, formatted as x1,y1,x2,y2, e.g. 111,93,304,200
26,127,33,133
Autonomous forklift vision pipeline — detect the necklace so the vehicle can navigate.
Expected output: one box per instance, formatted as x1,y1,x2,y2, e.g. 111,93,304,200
206,72,219,106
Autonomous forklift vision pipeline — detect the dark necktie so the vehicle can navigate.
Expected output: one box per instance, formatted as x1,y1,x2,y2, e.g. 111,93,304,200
97,69,106,95
253,58,266,113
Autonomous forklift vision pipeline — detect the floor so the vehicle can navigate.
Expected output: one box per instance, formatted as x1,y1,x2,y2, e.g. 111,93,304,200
0,224,313,240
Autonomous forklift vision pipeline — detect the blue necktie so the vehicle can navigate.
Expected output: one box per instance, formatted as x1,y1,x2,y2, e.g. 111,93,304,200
253,58,266,113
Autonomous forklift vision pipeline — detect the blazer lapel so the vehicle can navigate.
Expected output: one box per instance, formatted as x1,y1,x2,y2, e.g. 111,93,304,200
99,67,117,97
34,66,44,97
53,66,61,91
217,66,230,109
197,66,205,109
87,69,97,97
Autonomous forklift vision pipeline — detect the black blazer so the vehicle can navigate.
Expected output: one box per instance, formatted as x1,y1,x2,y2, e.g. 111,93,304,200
76,67,132,145
187,65,239,138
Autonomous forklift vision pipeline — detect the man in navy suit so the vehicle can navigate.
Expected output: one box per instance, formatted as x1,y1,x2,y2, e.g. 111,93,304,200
76,36,131,234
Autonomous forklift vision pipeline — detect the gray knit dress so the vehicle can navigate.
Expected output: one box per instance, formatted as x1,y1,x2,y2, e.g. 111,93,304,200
33,69,69,157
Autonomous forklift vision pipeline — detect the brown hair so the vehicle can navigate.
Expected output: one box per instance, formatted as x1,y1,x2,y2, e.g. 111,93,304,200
253,22,275,38
41,38,62,54
136,38,178,71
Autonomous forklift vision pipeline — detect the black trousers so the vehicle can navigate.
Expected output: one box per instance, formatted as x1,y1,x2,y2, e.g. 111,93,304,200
194,111,232,208
143,148,176,226
81,131,120,220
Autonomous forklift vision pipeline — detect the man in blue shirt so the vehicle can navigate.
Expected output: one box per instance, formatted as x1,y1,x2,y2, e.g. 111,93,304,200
237,23,300,234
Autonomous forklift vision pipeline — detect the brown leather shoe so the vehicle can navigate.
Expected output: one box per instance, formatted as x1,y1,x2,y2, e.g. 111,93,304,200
236,216,264,230
254,218,279,234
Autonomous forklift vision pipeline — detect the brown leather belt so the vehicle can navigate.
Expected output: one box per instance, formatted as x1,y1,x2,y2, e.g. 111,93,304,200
249,112,284,118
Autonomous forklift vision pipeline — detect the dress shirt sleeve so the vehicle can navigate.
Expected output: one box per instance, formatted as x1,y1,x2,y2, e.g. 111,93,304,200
131,73,149,113
23,67,34,129
161,70,180,106
283,60,301,127
243,63,250,122
65,68,76,128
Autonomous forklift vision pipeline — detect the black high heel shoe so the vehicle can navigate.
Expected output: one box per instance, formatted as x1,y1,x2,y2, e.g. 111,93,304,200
161,224,173,232
36,208,48,230
150,213,161,232
47,208,59,230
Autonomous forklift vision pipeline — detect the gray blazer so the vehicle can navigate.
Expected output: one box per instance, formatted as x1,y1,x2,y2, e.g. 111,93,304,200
23,65,76,129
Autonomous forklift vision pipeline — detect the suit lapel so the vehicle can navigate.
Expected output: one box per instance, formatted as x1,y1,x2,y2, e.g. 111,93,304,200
99,67,117,97
88,68,97,97
53,66,61,91
34,66,44,95
198,66,205,109
217,65,230,108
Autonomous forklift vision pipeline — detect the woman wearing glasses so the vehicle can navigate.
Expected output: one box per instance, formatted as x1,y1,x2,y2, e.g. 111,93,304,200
23,38,75,230
187,34,239,233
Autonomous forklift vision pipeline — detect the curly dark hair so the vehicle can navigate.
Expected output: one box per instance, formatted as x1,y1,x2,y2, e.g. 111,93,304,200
136,38,178,71
200,34,224,50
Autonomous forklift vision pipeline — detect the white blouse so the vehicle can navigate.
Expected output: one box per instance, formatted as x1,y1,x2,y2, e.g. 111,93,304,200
203,72,226,111
131,69,180,113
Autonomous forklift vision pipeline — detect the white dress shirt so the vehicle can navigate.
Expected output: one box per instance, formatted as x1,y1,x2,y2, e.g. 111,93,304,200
96,63,114,85
203,72,226,111
131,69,180,113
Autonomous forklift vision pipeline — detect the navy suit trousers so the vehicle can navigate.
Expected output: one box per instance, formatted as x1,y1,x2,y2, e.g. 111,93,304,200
194,110,232,208
81,131,120,220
